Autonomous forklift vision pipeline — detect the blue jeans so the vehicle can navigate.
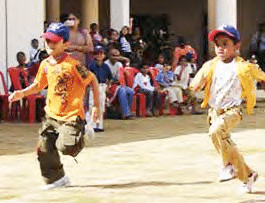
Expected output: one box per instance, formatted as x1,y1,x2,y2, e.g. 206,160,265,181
117,86,134,117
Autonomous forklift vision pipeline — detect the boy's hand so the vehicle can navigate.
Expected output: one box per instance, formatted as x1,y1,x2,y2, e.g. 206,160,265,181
91,107,99,122
8,91,24,102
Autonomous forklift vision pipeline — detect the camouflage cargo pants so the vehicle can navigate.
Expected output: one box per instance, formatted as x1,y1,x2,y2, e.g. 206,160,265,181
37,116,86,184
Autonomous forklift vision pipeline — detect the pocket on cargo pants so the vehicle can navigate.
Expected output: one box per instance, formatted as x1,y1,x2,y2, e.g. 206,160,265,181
56,117,86,157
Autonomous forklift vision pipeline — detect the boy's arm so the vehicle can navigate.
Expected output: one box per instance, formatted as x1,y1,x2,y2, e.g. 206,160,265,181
8,82,42,102
189,62,210,93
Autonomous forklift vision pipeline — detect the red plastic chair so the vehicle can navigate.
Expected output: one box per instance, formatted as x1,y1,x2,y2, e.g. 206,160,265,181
8,67,45,123
147,67,170,116
0,71,10,121
124,67,147,117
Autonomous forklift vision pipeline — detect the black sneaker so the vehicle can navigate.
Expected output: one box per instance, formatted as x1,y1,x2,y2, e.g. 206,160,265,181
94,128,104,132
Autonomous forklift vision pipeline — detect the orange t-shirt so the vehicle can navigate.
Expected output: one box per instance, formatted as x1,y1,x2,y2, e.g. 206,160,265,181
34,54,96,121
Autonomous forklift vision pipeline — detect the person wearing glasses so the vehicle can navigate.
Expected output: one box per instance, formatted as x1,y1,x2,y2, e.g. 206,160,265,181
60,13,94,67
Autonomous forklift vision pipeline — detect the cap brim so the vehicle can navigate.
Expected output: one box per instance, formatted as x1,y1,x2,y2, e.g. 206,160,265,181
209,30,236,42
94,50,104,54
42,32,63,42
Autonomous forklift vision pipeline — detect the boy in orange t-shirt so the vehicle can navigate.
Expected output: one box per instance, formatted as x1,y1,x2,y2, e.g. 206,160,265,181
9,22,100,190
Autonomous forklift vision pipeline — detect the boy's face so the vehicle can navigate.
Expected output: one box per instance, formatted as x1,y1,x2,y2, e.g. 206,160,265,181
45,39,65,57
94,51,105,62
111,31,119,41
109,49,120,61
32,40,39,49
142,65,149,74
179,57,187,66
214,34,240,63
18,55,26,65
122,27,129,35
158,55,164,64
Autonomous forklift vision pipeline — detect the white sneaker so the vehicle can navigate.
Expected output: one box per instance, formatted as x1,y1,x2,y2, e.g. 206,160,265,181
240,171,258,193
219,164,235,182
42,176,70,190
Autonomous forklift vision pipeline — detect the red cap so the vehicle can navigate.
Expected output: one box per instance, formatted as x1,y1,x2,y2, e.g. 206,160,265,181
42,32,63,42
209,25,240,42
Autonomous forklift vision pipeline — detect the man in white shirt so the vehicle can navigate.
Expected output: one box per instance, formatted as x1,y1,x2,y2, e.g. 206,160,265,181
105,48,134,119
29,39,41,65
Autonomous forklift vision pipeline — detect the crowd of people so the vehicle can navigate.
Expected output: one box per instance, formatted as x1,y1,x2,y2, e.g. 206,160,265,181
7,13,202,128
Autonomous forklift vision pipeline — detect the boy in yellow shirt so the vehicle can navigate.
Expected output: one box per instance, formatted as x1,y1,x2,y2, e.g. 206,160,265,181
9,22,100,190
190,25,265,193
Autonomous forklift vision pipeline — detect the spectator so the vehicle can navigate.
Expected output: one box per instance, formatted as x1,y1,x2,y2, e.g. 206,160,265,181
173,55,199,114
134,63,160,116
90,23,103,46
172,36,197,71
9,51,29,92
29,39,41,66
154,53,167,70
119,26,132,59
156,64,182,108
105,48,134,119
249,21,265,71
88,45,112,132
130,27,146,67
107,29,120,50
28,50,49,83
61,12,94,66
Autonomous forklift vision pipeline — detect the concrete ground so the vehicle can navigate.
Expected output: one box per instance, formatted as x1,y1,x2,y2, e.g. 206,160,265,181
1,99,265,202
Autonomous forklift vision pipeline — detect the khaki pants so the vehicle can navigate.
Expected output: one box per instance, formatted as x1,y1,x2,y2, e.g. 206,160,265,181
37,116,86,184
207,107,251,182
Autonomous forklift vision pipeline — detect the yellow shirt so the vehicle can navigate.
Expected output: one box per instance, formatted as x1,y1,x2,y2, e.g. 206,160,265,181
190,56,265,114
34,54,96,121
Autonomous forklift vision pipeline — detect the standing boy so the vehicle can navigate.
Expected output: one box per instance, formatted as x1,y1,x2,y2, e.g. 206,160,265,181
88,45,112,132
190,25,265,193
9,22,100,190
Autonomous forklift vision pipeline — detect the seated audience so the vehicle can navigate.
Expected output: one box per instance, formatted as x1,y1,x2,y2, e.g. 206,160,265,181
173,55,200,114
9,51,29,92
105,48,134,119
29,38,41,66
28,50,49,83
172,36,198,71
156,64,182,108
107,29,120,50
134,63,160,116
90,23,103,46
119,26,132,59
154,53,167,70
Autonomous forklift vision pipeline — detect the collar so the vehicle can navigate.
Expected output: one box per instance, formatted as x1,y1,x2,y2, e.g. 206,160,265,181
47,52,68,65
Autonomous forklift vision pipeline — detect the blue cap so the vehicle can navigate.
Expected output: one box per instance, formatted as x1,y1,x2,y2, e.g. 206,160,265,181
42,22,69,42
209,25,240,42
94,45,104,54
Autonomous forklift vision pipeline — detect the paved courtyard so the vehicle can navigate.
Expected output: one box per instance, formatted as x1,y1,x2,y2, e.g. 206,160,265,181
1,99,265,202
